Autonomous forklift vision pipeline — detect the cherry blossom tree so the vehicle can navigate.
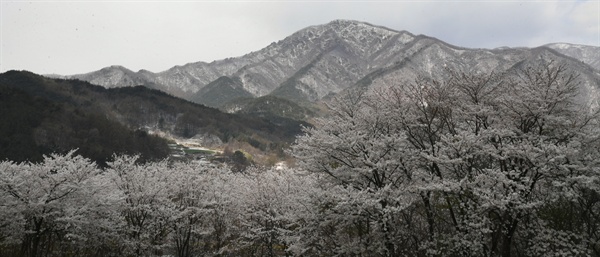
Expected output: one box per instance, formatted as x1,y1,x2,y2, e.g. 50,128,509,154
0,151,101,257
104,156,175,256
164,161,237,257
292,61,600,257
229,167,317,256
293,88,424,256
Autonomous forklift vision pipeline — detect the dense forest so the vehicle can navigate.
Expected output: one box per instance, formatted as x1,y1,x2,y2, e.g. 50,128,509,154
0,71,308,166
1,62,599,256
0,82,170,166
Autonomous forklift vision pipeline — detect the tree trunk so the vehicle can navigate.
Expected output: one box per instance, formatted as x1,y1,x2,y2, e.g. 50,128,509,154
379,199,395,257
420,192,435,240
501,219,519,257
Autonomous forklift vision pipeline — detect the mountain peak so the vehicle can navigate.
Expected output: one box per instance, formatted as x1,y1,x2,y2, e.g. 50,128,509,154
102,65,131,72
326,19,370,27
66,20,600,109
306,19,403,37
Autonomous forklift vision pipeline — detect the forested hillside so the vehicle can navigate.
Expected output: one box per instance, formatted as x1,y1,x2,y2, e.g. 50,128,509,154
0,76,170,165
0,71,307,165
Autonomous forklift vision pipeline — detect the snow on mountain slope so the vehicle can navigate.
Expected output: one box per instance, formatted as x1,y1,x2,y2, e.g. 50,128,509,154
69,20,415,104
545,43,600,71
66,20,600,108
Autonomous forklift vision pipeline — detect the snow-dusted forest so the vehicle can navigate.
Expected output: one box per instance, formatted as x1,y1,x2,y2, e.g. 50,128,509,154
1,62,599,257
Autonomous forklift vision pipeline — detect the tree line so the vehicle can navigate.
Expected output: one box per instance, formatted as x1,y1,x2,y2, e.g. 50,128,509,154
1,62,598,256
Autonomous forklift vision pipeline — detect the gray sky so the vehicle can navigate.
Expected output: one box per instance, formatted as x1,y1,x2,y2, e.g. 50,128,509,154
1,0,599,75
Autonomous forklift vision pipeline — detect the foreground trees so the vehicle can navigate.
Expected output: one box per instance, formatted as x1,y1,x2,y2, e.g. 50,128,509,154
0,151,101,257
0,153,316,257
1,62,598,256
292,62,600,256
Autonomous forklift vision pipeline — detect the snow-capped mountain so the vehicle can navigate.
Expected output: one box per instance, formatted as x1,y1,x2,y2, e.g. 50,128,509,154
71,20,412,103
67,20,600,108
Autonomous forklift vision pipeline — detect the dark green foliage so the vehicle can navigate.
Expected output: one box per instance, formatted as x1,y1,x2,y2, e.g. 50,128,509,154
0,86,49,163
270,79,314,103
0,70,304,165
222,95,316,121
230,150,251,172
0,74,170,166
189,76,253,108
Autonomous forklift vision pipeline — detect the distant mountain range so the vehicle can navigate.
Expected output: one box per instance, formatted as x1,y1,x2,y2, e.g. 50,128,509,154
61,20,600,110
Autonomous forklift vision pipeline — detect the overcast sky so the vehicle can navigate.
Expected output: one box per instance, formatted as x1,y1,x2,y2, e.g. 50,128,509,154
1,0,599,75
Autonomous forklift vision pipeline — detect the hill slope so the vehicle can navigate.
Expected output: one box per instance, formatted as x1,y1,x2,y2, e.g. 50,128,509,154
0,71,170,165
0,71,307,164
545,43,600,71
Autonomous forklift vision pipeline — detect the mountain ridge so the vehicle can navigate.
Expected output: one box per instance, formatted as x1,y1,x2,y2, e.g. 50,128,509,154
59,20,600,108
